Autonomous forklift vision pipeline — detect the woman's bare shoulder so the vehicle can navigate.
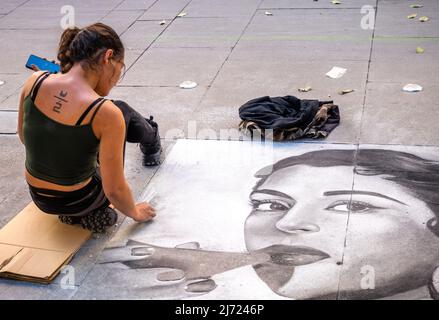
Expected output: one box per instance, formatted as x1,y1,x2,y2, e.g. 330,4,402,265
22,71,48,97
99,99,123,117
93,99,125,128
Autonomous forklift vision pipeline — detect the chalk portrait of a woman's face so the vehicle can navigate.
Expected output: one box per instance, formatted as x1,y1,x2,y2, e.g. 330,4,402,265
95,142,439,300
245,149,439,299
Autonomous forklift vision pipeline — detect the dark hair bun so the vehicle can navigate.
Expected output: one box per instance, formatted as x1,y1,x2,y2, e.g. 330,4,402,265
57,27,81,73
57,23,124,74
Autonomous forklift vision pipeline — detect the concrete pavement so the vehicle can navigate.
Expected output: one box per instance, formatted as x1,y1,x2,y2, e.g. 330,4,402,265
0,0,438,300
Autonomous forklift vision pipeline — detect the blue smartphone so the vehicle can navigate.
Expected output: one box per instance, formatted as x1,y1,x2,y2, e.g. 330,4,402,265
25,54,61,73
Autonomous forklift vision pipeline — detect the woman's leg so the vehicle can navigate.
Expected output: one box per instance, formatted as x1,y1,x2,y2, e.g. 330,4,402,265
65,171,117,233
29,172,117,233
112,100,162,166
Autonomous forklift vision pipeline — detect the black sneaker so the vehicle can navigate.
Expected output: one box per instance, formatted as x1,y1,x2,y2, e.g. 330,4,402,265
142,148,162,166
58,215,81,226
140,116,162,166
80,206,118,233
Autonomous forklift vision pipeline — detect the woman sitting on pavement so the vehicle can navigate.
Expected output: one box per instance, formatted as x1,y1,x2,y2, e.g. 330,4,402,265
17,23,161,233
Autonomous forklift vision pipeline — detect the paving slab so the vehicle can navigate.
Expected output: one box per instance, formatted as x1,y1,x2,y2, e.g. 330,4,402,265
375,2,439,37
0,29,60,75
236,8,373,60
120,47,231,87
0,7,108,30
123,140,176,200
242,8,374,41
0,73,27,103
378,0,439,11
151,17,250,48
235,36,373,61
0,136,31,229
359,82,439,146
261,0,376,9
194,56,368,143
0,92,21,111
191,106,245,141
139,0,191,20
0,0,27,15
338,144,439,300
198,54,369,107
100,9,144,35
21,0,121,11
120,20,168,50
115,0,157,11
0,111,18,134
369,37,439,84
110,86,207,138
122,48,145,70
182,0,260,18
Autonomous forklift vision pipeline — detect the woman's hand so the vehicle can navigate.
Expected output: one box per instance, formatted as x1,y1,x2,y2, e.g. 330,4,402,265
133,202,156,222
30,58,59,73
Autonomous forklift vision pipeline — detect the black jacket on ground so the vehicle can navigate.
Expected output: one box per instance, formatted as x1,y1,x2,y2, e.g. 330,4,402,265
238,95,340,140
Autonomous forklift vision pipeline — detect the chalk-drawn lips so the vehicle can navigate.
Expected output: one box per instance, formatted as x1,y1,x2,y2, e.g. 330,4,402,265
255,244,330,266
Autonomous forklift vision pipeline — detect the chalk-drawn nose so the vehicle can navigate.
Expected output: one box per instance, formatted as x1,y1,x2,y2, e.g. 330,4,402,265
275,220,320,234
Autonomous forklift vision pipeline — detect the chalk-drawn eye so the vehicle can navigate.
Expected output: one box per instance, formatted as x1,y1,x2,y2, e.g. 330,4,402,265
326,200,383,213
251,200,290,212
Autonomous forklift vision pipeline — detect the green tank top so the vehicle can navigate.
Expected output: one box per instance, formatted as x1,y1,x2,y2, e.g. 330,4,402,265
23,72,106,186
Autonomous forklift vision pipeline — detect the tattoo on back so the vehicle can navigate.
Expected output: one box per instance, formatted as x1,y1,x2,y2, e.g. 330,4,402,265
53,90,68,113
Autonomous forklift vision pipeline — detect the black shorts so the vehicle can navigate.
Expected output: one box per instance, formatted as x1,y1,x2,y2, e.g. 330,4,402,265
28,172,109,216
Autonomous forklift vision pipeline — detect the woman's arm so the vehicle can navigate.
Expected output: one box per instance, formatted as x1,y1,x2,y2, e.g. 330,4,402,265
95,101,155,222
17,71,45,144
17,87,26,144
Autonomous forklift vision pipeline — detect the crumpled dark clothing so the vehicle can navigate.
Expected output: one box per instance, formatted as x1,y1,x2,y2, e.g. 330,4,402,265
238,95,340,141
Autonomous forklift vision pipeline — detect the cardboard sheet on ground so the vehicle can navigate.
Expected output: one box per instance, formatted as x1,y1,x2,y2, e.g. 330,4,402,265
0,202,91,283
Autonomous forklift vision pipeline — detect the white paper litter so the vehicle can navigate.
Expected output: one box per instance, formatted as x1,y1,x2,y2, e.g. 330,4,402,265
338,89,354,95
325,66,347,79
298,86,312,92
179,81,198,89
402,84,423,92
